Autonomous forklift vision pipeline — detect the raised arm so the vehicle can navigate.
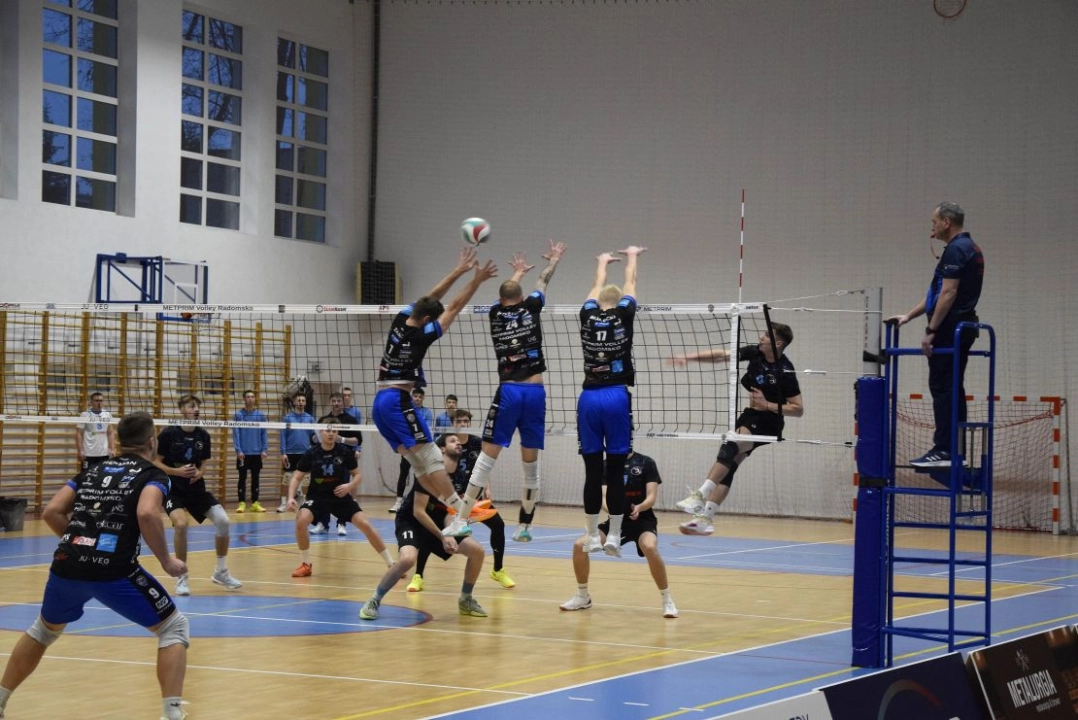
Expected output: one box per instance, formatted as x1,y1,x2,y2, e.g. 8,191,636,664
508,252,535,284
427,246,478,300
586,252,620,302
619,245,647,299
534,239,566,294
439,260,499,331
668,347,733,366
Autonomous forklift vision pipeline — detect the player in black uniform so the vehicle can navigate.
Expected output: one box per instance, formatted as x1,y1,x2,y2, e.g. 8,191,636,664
311,391,361,536
286,426,392,577
670,323,804,534
577,246,646,558
371,246,498,539
561,450,678,618
463,241,566,544
0,412,191,720
359,433,488,620
408,408,516,592
154,394,242,595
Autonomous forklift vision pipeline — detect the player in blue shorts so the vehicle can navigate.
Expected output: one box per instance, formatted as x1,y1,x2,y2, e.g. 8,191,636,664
372,246,498,539
577,246,646,557
0,413,190,720
461,240,566,543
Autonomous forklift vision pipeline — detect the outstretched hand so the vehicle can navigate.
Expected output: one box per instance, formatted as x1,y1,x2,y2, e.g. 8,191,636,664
508,252,535,275
618,245,648,257
543,239,566,262
597,251,621,265
455,246,479,273
475,259,499,282
667,354,689,366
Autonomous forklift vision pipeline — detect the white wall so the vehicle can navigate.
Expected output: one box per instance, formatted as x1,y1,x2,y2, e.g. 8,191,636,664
0,0,368,304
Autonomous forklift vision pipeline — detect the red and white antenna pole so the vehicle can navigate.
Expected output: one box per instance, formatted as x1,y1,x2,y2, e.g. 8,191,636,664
738,188,745,304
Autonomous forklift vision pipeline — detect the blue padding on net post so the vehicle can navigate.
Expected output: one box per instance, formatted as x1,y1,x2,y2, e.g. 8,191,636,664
852,376,887,668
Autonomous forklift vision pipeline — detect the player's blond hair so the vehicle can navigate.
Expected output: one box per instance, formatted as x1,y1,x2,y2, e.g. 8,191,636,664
598,284,621,307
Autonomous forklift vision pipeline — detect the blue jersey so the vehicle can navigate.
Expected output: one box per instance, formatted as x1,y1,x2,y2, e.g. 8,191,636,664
281,411,315,454
232,408,268,454
377,306,443,385
926,232,984,321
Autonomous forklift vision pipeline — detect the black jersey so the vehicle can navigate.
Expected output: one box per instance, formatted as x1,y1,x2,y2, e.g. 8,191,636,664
490,291,546,381
738,345,801,405
457,435,483,481
51,455,171,581
579,296,637,388
621,452,661,522
157,425,211,492
377,306,442,385
317,411,362,448
399,476,453,527
297,442,358,499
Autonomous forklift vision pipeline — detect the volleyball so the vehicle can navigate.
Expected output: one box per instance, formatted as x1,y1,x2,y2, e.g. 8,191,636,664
461,217,491,246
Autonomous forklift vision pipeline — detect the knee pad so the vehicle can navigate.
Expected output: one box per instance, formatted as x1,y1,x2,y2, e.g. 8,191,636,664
155,611,190,649
715,441,740,472
207,504,230,538
27,616,64,647
522,460,539,491
407,443,444,477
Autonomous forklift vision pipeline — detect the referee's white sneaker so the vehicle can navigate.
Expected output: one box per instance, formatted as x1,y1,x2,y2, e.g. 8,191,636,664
560,594,592,611
679,515,714,535
675,488,705,515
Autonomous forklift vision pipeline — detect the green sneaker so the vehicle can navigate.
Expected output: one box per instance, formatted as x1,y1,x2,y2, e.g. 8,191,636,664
458,596,488,617
359,597,380,620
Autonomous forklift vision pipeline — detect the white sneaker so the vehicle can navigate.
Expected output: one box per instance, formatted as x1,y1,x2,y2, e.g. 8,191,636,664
212,568,243,590
336,523,347,536
582,533,603,553
389,497,403,514
560,595,592,611
603,537,622,557
442,515,472,538
511,525,533,542
663,599,679,618
275,502,288,513
309,523,327,535
675,488,705,515
175,575,190,596
679,515,714,535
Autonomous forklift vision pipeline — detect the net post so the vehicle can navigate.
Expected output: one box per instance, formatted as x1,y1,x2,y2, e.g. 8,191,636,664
863,287,883,376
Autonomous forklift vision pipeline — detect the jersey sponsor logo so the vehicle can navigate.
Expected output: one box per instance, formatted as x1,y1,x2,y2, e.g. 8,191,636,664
155,596,171,609
72,536,97,547
97,533,119,552
99,520,124,531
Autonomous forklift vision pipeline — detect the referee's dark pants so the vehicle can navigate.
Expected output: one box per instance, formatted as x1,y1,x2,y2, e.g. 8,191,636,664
927,313,978,454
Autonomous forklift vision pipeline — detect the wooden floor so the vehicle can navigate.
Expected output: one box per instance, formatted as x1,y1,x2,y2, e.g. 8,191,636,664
1,500,1076,720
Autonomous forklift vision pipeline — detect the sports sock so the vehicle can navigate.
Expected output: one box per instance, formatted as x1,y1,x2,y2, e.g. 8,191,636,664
521,460,539,515
462,581,475,596
301,549,311,564
0,685,12,713
703,501,721,519
379,549,393,567
163,697,184,720
215,556,226,572
660,588,672,603
577,584,589,597
607,514,624,540
701,479,717,497
585,513,600,535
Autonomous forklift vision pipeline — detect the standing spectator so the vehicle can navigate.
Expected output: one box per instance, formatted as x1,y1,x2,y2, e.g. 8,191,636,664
0,412,190,720
232,389,268,513
887,201,984,468
154,394,242,596
74,391,116,470
278,392,315,512
342,386,363,425
434,394,458,431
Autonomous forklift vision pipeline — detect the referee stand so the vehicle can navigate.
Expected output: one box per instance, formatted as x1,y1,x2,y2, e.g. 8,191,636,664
852,320,996,668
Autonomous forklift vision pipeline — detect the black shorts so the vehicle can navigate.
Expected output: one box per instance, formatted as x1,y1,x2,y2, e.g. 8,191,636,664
165,483,219,523
599,513,658,558
300,495,361,522
82,456,109,471
733,408,784,456
283,454,305,473
236,455,264,472
395,512,454,561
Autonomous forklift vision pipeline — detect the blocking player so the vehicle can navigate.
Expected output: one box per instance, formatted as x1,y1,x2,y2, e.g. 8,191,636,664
0,412,190,720
577,246,646,557
359,433,488,620
371,246,497,538
670,323,803,534
154,394,242,595
287,427,392,578
462,240,566,543
561,449,678,618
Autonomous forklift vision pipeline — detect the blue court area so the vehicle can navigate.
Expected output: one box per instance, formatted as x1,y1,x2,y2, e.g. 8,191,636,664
3,517,1077,719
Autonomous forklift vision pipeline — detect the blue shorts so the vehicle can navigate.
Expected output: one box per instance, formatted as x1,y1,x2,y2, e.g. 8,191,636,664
482,383,546,450
576,385,633,455
373,388,432,451
41,566,176,628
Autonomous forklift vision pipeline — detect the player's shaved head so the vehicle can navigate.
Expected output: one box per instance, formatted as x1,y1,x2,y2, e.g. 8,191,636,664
499,280,523,302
